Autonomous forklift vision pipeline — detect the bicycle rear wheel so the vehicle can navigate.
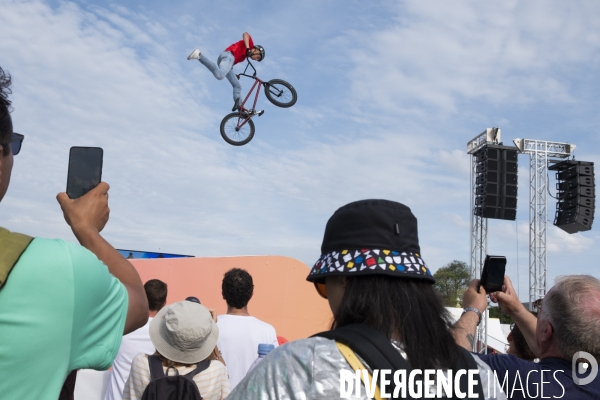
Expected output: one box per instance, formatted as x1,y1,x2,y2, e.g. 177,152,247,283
264,79,297,108
220,113,255,146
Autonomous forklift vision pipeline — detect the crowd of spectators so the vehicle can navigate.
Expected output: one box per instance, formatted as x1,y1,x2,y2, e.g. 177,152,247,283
1,63,599,399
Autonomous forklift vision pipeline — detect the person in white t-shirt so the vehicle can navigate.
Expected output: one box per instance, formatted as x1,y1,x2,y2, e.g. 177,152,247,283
216,268,278,389
103,279,168,400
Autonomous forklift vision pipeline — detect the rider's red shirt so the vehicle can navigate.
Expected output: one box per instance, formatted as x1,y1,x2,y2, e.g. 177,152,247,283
225,35,254,65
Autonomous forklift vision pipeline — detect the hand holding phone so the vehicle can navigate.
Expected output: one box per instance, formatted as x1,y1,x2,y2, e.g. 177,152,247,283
66,147,103,199
57,181,110,234
58,147,109,235
480,255,506,293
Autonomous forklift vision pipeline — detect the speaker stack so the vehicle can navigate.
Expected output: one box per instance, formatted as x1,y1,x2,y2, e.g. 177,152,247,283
473,145,519,221
550,160,595,234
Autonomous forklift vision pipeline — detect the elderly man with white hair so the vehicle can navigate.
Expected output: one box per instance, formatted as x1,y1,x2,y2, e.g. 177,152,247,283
455,274,600,399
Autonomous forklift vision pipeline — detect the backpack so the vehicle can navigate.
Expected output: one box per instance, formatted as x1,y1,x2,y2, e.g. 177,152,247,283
313,324,484,399
0,227,33,289
141,355,210,400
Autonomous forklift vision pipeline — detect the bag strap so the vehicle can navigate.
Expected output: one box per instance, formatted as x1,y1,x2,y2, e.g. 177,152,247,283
313,324,414,399
148,355,166,381
314,324,485,399
314,324,413,374
184,359,210,380
336,341,383,400
0,227,33,289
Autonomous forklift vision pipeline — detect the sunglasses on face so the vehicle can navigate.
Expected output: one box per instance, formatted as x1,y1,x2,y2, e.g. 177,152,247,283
11,132,24,155
314,281,327,299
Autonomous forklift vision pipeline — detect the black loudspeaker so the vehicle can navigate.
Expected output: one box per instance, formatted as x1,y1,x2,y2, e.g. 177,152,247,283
550,160,595,234
473,145,518,221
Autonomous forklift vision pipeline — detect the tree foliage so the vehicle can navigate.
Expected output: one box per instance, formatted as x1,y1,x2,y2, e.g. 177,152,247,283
433,260,471,307
488,306,514,324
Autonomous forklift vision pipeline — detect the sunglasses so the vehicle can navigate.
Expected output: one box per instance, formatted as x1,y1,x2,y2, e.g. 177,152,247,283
314,281,327,299
11,132,24,155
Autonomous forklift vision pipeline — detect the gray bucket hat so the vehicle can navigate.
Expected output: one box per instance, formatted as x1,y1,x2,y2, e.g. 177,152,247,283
149,301,219,364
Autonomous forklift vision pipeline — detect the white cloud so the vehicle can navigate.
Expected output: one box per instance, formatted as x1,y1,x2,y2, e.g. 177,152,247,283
1,0,599,280
345,0,600,115
443,212,470,229
547,226,594,253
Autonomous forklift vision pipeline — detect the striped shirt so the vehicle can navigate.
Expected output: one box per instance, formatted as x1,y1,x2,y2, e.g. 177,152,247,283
123,353,230,400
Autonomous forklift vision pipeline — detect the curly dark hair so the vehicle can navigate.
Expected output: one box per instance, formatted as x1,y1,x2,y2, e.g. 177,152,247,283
222,268,254,309
144,279,168,311
0,66,13,156
510,320,537,361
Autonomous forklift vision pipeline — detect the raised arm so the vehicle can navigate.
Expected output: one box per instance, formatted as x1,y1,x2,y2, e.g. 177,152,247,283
453,279,488,350
57,182,148,334
243,32,251,50
489,276,539,356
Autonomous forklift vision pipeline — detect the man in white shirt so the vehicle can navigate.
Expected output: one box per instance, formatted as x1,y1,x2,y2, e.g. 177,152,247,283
217,268,278,389
103,279,168,400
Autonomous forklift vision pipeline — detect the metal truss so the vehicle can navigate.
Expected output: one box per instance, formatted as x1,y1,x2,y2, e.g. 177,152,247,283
469,130,494,353
513,139,574,308
467,127,501,155
468,132,576,350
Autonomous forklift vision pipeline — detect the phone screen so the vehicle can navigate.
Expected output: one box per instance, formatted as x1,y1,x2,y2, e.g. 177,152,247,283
66,147,103,199
481,255,506,293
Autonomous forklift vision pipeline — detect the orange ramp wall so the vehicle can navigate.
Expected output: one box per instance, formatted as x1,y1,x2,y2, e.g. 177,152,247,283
130,256,332,341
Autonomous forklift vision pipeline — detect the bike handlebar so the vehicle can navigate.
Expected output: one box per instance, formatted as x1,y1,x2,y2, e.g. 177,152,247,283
241,60,257,77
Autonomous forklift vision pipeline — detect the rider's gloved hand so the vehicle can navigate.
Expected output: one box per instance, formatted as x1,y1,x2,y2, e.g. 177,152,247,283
246,48,253,58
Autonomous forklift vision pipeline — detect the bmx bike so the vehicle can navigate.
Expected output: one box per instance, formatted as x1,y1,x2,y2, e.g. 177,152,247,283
220,60,297,146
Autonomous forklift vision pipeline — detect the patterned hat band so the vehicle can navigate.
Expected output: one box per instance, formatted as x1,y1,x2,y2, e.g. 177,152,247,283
307,248,434,282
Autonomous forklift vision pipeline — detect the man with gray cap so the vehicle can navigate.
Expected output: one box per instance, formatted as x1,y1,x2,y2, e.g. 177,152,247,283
228,199,506,399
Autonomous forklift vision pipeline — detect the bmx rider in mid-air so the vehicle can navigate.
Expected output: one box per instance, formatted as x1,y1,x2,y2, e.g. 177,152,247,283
188,32,265,112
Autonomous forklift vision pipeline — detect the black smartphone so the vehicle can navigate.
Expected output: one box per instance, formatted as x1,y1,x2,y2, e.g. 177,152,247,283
66,147,103,199
480,255,506,293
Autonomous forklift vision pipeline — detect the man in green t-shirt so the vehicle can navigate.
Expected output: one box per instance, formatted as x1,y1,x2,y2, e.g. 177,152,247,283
0,66,149,399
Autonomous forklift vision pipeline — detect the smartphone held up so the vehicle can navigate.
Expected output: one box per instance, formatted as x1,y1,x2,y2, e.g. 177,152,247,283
479,255,506,293
66,147,103,199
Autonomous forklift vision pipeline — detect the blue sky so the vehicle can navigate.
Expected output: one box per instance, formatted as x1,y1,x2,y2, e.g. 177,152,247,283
1,0,600,300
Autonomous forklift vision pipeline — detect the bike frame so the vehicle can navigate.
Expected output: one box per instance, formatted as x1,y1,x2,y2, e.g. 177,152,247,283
232,61,274,130
238,61,263,112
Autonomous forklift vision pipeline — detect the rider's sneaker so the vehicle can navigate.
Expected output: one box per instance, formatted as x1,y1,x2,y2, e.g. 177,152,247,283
187,49,201,60
232,98,241,112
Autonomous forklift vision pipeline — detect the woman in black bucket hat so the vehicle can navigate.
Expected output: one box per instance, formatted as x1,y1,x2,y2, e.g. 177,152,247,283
227,200,506,400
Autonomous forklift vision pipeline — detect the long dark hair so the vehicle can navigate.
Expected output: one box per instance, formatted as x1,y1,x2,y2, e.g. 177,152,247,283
331,275,466,370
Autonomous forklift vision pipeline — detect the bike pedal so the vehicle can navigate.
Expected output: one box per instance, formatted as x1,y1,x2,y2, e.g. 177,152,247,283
257,110,264,117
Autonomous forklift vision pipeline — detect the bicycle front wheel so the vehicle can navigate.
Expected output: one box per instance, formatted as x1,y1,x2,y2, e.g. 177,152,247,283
220,113,255,146
264,79,297,108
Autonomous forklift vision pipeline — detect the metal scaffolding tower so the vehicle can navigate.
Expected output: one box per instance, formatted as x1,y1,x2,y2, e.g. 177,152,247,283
467,130,577,349
467,128,500,352
513,139,575,308
467,128,501,281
